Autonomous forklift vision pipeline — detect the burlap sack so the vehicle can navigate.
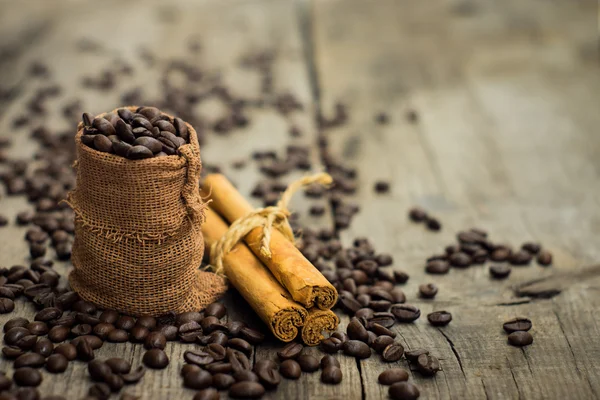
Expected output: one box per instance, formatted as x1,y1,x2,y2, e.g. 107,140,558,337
67,106,227,316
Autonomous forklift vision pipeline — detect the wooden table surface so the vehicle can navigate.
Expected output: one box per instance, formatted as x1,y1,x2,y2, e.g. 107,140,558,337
0,0,599,399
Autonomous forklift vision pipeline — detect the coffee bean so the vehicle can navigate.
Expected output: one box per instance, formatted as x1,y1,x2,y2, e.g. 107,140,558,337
491,248,511,262
508,331,533,347
389,382,420,400
371,335,395,353
4,318,29,332
158,325,178,341
193,388,219,400
33,338,53,357
277,342,303,360
394,270,410,284
342,340,371,359
416,354,440,376
76,338,94,361
280,359,301,379
229,381,266,399
13,368,42,387
71,324,92,336
370,312,396,328
105,358,131,374
405,349,429,362
127,145,153,159
143,349,169,369
521,242,541,254
425,260,450,274
14,353,45,368
449,252,471,268
227,338,253,355
378,368,409,385
107,329,128,343
427,311,452,326
408,207,427,222
426,217,441,231
121,366,145,383
389,288,406,304
3,345,24,358
45,354,68,373
93,135,113,153
320,337,342,353
205,302,227,318
26,321,48,336
254,359,280,389
99,310,119,324
320,355,340,370
105,373,124,392
72,335,103,350
391,304,421,322
296,354,320,372
537,250,552,266
135,316,157,330
503,318,532,333
369,323,396,338
35,308,62,322
0,297,15,313
183,369,212,390
15,335,37,350
54,343,76,361
184,350,214,366
510,250,532,265
88,383,110,400
382,343,404,362
213,373,236,390
490,264,511,279
347,317,369,342
205,361,233,374
321,366,343,384
181,364,201,377
419,283,438,299
233,370,259,383
93,323,115,339
144,332,166,350
239,327,264,344
339,291,362,314
207,343,227,361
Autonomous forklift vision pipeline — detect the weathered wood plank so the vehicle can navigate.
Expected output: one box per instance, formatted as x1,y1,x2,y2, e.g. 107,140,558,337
312,0,600,399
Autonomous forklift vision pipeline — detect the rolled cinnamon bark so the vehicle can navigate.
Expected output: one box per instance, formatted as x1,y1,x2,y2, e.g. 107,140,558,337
201,207,307,342
301,309,340,346
201,174,338,310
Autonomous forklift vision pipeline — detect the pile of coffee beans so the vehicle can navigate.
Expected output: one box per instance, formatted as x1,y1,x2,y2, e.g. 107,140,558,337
503,318,533,347
408,207,441,232
80,107,191,159
423,228,553,277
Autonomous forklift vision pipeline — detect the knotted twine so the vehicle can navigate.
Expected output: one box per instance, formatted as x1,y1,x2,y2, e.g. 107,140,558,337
209,172,333,276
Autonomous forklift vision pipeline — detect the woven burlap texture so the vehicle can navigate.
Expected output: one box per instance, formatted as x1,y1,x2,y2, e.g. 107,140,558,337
68,106,227,316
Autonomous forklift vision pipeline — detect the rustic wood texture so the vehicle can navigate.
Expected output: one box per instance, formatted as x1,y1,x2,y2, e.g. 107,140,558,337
0,0,598,399
312,0,600,399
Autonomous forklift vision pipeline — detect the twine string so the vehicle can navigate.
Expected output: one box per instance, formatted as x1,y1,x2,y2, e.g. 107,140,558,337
209,172,333,276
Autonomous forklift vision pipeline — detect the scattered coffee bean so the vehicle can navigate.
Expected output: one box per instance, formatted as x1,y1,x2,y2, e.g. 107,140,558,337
342,340,371,359
183,369,212,390
142,349,169,369
13,367,42,387
427,311,452,326
426,217,441,231
416,354,440,376
321,366,343,384
54,343,77,361
277,342,303,360
253,359,280,389
503,318,532,333
229,381,266,399
391,304,421,322
425,260,450,274
378,368,409,385
105,358,131,374
405,349,429,362
280,359,301,379
490,264,511,279
389,381,420,400
408,207,427,222
418,283,438,299
382,343,404,362
45,354,68,373
297,355,320,372
537,250,552,266
121,366,146,384
508,331,534,347
194,388,219,400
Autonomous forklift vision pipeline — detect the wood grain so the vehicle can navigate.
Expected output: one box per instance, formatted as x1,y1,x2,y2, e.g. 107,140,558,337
312,0,600,399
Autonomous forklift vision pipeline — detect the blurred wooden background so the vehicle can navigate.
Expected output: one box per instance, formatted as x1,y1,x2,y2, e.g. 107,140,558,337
0,0,598,399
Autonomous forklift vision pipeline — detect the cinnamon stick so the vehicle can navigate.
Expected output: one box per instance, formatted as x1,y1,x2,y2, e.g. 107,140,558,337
301,309,340,346
201,174,338,310
201,207,307,342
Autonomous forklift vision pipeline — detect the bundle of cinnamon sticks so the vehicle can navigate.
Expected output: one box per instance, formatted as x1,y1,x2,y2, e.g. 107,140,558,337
200,174,339,345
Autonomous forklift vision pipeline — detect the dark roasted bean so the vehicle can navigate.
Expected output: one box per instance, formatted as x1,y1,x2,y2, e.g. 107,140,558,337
503,318,532,333
416,354,440,376
389,382,420,400
379,368,409,385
